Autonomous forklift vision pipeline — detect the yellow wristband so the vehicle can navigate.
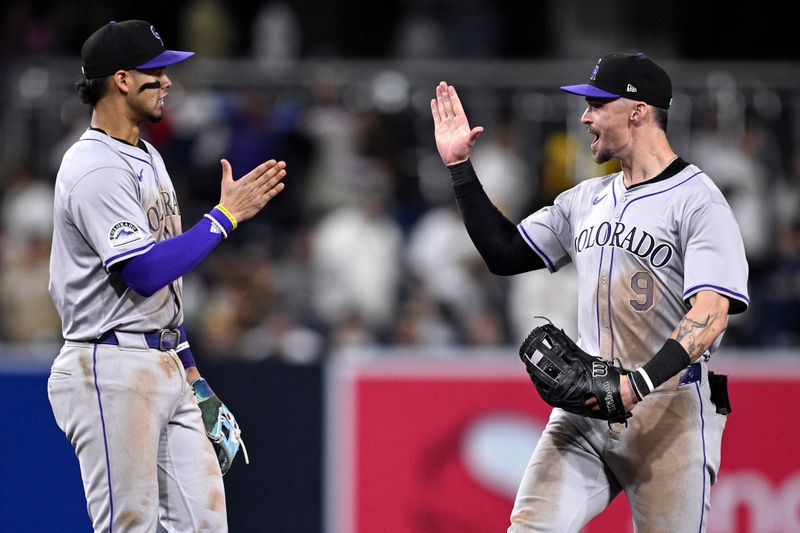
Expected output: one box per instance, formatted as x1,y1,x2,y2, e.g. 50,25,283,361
214,204,238,230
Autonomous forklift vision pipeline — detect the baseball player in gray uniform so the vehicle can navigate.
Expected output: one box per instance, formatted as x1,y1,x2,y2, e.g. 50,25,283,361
47,20,286,532
432,53,749,532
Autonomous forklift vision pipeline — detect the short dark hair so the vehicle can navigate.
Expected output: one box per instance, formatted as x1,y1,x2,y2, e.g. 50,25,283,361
652,106,668,132
75,76,109,106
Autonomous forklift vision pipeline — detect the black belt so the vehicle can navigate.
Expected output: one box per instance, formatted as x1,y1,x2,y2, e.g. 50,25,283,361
95,329,180,351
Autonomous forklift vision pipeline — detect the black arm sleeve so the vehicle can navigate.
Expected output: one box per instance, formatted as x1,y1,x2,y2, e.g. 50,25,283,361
448,160,545,275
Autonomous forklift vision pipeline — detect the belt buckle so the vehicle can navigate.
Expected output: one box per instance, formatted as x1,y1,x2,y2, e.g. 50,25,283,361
679,363,702,386
159,329,179,351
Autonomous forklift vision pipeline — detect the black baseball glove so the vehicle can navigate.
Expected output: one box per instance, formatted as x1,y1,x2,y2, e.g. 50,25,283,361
519,320,631,423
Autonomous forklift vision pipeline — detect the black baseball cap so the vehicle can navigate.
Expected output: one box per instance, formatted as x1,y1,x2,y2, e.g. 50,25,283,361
81,20,194,78
560,53,672,109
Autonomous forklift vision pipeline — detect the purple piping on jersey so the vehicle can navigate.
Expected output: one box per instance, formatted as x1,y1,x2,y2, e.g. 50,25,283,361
695,381,708,532
608,249,617,358
683,284,750,305
517,224,555,271
92,344,115,532
103,241,155,268
119,151,155,171
595,247,605,347
612,179,619,205
619,171,703,220
595,187,618,351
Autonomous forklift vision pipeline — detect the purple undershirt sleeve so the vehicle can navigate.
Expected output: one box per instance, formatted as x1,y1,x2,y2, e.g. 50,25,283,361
120,208,233,296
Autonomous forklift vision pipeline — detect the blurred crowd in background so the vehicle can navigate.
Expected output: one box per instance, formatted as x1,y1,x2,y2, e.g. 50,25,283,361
1,0,798,362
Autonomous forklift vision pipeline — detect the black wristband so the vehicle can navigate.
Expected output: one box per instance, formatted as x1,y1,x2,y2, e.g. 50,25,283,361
627,374,645,401
447,159,479,188
629,339,691,397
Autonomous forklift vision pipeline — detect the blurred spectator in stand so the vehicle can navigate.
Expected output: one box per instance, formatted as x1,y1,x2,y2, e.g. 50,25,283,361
392,0,450,59
392,0,500,59
0,1,73,57
689,110,771,344
226,90,282,178
51,96,94,174
750,144,800,348
406,202,497,343
774,146,800,243
752,222,800,346
689,83,771,270
493,128,581,343
391,279,458,347
508,265,579,343
190,245,280,360
308,157,403,346
298,77,361,216
690,129,770,264
470,119,532,221
191,250,250,359
234,230,325,364
160,80,231,214
444,0,501,59
404,117,530,347
251,1,302,66
536,130,579,209
179,0,237,57
223,89,311,241
238,310,325,364
0,164,61,349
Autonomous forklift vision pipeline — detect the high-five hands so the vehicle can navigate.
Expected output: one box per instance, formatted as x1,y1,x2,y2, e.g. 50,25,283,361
218,158,286,224
430,81,484,166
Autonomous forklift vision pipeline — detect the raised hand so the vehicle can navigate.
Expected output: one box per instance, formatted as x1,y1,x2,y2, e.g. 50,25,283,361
217,158,286,224
430,81,484,166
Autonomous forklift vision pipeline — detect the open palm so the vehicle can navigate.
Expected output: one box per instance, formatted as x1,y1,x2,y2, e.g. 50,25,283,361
431,81,484,166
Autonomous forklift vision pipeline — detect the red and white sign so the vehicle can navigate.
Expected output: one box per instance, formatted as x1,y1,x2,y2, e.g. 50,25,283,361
326,356,800,533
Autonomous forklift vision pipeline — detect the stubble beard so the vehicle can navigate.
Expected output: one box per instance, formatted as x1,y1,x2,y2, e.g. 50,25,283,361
593,147,612,165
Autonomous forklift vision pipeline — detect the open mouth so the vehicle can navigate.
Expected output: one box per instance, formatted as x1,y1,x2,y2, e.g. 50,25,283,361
588,128,600,148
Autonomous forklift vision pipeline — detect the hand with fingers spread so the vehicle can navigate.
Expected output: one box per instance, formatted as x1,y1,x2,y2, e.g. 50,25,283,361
218,158,287,224
430,81,484,166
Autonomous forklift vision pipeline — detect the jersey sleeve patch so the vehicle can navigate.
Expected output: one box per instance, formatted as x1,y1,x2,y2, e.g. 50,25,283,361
108,220,145,248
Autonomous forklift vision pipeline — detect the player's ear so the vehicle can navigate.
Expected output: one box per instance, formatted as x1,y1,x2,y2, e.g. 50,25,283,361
111,70,131,95
629,102,648,123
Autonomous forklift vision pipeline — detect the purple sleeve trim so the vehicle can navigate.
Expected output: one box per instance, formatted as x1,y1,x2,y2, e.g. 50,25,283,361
176,325,196,369
120,216,223,296
683,284,749,315
683,284,750,304
517,224,555,271
209,207,235,234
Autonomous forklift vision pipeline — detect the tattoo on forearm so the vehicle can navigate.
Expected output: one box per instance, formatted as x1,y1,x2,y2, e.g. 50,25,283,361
674,314,712,357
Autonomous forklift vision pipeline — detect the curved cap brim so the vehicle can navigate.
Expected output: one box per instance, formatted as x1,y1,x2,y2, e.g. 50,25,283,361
136,50,194,70
560,84,619,99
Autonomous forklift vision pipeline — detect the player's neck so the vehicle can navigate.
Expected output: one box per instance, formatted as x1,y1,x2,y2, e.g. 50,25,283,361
90,105,141,147
621,142,677,188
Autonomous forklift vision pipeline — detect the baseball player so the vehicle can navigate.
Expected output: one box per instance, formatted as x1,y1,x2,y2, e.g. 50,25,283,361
47,20,286,532
432,53,749,532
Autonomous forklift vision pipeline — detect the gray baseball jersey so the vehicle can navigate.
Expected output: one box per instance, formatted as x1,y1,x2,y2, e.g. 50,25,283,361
509,161,749,533
47,128,227,531
517,162,749,367
49,128,184,341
